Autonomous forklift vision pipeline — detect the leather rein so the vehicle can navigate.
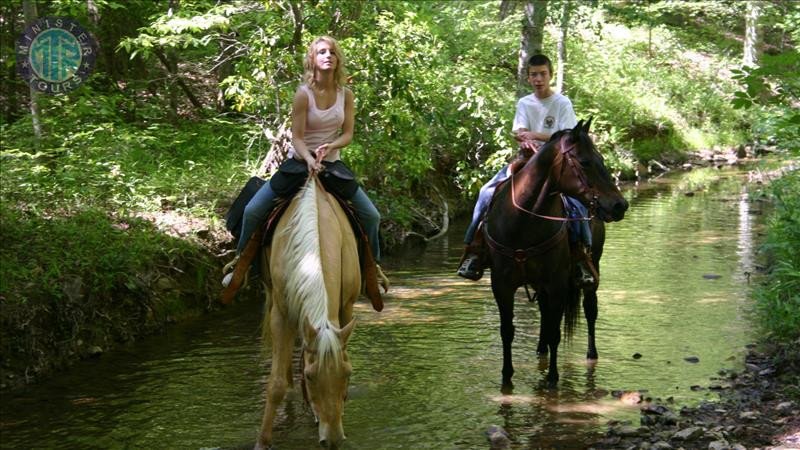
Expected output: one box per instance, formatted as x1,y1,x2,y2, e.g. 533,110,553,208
510,135,598,222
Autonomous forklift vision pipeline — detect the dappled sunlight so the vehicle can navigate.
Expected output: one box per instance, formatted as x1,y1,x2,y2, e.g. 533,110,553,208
547,401,623,415
488,393,540,405
697,294,734,305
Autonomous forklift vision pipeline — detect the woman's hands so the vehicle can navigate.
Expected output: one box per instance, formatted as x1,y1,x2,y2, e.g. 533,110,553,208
304,143,332,173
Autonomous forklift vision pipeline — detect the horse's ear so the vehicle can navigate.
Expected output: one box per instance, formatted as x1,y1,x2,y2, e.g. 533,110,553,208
572,119,584,138
583,116,593,133
338,319,356,347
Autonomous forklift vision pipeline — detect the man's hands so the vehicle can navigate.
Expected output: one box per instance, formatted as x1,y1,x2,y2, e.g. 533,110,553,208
515,131,543,154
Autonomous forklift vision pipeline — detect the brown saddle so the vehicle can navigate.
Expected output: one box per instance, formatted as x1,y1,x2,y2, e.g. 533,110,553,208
220,187,384,311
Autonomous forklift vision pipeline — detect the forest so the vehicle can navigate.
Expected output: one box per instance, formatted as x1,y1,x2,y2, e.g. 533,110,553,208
0,0,798,407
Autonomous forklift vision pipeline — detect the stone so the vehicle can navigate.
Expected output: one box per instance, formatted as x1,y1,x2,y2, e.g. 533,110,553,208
776,401,794,415
684,356,700,363
673,427,704,441
738,411,758,421
486,425,511,449
708,440,729,450
87,346,103,358
617,425,641,437
651,442,672,450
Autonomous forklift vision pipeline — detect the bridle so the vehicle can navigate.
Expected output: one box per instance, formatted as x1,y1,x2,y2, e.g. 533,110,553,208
510,135,598,222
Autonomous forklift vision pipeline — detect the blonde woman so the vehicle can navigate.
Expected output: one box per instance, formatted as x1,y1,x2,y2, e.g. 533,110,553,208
225,36,387,288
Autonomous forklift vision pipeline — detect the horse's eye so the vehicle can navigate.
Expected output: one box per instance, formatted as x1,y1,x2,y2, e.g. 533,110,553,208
579,159,592,168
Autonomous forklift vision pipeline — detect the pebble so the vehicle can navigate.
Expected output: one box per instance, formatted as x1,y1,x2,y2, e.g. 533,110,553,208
708,440,729,450
672,426,704,441
776,401,794,414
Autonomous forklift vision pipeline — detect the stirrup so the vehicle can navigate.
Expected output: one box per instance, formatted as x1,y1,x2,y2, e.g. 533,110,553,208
457,254,483,281
221,254,249,289
576,263,596,287
376,264,390,293
222,255,239,275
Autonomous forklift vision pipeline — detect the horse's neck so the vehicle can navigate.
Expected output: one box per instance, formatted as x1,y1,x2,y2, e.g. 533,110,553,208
514,160,562,218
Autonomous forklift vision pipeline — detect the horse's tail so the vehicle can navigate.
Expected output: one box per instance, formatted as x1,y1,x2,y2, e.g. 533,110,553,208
563,284,581,341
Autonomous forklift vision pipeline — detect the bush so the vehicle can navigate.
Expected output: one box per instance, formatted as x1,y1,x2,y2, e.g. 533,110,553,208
754,170,800,341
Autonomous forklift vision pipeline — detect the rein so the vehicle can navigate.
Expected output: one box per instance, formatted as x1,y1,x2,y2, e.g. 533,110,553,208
510,136,597,222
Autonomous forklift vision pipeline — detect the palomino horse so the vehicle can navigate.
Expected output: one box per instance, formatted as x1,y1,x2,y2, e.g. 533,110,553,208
484,119,628,388
256,176,360,449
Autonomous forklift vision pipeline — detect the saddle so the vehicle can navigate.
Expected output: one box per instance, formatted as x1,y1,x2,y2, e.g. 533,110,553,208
221,160,383,311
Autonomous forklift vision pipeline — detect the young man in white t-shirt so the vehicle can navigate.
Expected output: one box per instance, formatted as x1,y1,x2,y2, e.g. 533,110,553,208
457,54,592,284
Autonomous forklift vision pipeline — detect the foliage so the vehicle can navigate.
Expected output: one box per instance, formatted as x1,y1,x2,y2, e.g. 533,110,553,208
2,0,798,234
754,170,800,341
569,2,749,169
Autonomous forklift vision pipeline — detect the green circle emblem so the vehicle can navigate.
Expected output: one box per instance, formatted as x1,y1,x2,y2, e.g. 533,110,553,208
16,17,98,94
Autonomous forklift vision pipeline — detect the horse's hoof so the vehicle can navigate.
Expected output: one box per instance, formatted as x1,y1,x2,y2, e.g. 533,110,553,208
500,381,514,395
586,352,598,361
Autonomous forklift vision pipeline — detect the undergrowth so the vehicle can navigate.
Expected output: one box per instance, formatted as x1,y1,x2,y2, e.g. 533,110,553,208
754,170,800,342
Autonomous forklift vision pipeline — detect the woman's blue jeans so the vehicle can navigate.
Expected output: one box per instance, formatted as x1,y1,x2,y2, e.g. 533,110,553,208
237,181,382,262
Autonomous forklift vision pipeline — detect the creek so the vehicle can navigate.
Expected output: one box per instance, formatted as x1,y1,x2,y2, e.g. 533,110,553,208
0,166,764,449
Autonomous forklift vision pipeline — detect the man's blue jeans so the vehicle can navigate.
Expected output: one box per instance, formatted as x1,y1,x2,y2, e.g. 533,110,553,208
463,164,591,247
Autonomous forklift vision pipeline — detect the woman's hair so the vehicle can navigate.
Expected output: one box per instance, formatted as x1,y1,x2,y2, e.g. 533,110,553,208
303,36,348,88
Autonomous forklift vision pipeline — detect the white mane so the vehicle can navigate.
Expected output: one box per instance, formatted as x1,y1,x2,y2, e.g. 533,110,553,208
280,177,342,367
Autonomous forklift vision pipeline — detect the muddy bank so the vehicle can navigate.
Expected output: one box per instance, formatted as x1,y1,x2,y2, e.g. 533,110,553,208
0,213,245,392
589,341,800,450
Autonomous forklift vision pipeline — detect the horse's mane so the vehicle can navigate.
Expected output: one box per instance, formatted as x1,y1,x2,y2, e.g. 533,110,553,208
279,177,343,368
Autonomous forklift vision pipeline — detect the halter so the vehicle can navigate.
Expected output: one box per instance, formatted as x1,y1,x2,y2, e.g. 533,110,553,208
510,135,598,222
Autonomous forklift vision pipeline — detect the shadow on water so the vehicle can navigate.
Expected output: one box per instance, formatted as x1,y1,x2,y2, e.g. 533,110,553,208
0,167,764,449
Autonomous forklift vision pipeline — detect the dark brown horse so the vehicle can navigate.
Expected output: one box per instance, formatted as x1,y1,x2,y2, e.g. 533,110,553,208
483,119,627,388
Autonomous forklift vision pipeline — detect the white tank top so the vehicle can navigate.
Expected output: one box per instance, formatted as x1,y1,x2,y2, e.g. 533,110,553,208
289,84,345,162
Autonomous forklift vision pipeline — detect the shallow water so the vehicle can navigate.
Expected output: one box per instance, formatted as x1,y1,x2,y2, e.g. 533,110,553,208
1,167,764,449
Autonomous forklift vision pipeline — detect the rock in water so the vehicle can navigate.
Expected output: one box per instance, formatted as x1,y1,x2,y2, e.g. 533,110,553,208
485,425,511,449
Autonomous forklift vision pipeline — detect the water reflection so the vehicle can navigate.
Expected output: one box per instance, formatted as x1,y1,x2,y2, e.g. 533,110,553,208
0,168,762,449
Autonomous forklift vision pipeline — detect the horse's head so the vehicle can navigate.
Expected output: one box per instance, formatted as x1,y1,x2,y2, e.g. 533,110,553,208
302,318,355,449
551,118,628,222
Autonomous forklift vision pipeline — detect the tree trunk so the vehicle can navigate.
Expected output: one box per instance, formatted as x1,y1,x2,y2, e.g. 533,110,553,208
22,0,42,145
556,1,569,93
517,0,549,98
743,0,762,67
3,3,20,122
289,0,303,53
87,0,100,23
165,0,180,122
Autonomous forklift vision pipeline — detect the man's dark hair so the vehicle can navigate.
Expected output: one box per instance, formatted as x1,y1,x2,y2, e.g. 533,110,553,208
527,54,553,75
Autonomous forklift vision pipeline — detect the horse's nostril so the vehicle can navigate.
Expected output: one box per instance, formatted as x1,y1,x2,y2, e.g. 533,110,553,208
319,439,327,448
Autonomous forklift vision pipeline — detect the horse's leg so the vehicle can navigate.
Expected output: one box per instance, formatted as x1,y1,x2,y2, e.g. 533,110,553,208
492,277,517,387
543,289,564,387
256,308,295,450
586,221,605,361
583,286,599,361
536,293,548,356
